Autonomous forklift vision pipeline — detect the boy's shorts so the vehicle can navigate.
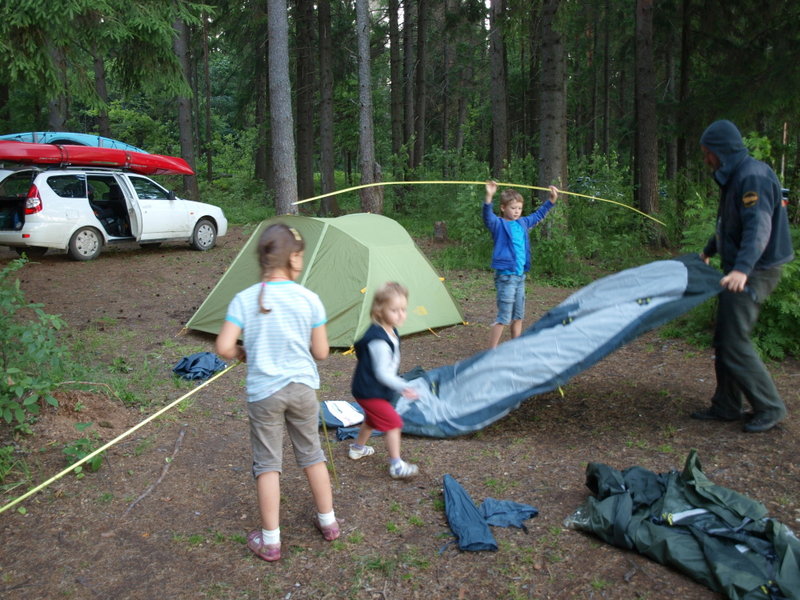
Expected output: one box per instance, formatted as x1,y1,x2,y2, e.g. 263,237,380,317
355,397,403,431
248,382,326,478
494,272,526,325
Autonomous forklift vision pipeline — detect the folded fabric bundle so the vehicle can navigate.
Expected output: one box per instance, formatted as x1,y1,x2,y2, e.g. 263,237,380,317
173,352,227,380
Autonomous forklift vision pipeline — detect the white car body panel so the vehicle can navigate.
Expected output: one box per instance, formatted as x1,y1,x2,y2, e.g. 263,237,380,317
0,167,228,258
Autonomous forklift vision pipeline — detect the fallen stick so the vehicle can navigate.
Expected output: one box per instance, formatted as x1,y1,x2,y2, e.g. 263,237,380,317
122,427,186,517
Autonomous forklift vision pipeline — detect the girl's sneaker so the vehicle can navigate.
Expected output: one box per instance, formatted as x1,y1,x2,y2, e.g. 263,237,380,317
389,459,419,479
314,518,341,541
247,530,281,562
348,444,375,460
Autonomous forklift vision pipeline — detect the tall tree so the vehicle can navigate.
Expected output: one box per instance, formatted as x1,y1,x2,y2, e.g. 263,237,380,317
201,12,213,182
46,44,68,130
317,0,339,216
172,16,200,199
634,0,663,244
489,0,509,177
403,0,416,169
412,0,428,168
538,0,567,194
295,0,316,202
268,0,299,214
388,0,403,160
355,0,382,213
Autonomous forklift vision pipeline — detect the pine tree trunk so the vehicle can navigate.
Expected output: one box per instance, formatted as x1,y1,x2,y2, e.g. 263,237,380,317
47,44,67,131
202,14,213,182
92,49,111,137
172,18,200,200
389,0,403,160
254,15,270,186
317,0,339,216
295,0,315,203
489,0,508,178
356,0,382,213
268,0,298,214
634,0,663,246
412,0,428,169
538,0,568,197
403,0,416,169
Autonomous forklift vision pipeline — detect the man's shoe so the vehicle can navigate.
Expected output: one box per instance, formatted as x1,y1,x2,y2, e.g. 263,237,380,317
690,407,741,422
743,413,784,433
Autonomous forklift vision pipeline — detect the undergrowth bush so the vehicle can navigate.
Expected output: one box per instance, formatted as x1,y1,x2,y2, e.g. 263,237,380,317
0,259,69,425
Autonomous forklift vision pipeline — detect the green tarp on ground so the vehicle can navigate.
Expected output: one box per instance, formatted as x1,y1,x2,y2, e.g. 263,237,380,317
186,213,464,347
565,450,800,599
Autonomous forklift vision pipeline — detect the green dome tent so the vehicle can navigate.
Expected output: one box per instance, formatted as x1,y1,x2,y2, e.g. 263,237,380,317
186,213,464,347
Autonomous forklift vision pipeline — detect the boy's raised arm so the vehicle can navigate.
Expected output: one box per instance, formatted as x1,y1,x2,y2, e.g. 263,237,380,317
485,180,498,204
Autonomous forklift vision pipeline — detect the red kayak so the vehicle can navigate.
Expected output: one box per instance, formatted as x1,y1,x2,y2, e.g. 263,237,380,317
0,140,194,176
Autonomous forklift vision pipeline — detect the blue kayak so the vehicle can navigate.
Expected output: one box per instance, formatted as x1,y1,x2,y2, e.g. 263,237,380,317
0,131,146,153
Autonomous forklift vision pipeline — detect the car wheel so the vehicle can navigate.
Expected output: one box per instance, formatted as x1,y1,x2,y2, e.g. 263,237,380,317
68,227,103,261
14,246,48,258
190,218,217,251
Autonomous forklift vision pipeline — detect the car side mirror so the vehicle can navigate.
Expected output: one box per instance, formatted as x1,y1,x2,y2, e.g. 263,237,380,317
168,190,176,200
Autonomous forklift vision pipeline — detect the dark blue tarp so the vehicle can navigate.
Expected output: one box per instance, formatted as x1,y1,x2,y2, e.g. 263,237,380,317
173,352,227,380
396,254,724,438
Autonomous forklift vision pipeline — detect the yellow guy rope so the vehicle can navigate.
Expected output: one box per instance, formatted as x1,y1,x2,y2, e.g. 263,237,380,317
293,180,665,227
0,362,240,515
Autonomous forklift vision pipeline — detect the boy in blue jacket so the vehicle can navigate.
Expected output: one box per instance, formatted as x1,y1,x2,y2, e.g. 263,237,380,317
483,181,558,348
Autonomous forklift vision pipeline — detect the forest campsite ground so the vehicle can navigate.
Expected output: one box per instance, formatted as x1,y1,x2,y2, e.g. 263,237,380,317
0,226,798,600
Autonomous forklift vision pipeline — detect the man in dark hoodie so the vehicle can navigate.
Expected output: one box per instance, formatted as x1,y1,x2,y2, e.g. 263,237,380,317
691,120,794,432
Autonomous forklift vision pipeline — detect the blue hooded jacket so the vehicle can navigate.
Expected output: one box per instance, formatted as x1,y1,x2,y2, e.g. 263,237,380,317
700,120,794,275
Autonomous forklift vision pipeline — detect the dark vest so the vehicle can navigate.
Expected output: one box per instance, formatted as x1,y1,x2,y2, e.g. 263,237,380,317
351,324,398,400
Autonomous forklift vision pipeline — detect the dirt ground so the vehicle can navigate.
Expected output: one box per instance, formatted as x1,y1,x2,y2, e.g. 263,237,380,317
0,227,798,600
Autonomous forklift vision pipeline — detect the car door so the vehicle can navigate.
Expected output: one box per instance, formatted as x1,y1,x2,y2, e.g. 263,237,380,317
123,174,188,239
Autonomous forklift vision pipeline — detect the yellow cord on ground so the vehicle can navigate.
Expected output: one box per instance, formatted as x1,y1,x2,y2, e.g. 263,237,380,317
0,362,240,515
293,180,665,226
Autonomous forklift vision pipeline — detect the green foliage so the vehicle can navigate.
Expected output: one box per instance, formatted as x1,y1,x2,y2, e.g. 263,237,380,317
63,423,105,477
742,133,773,162
201,175,271,225
0,444,29,491
0,259,69,425
567,150,649,271
678,187,718,255
755,254,800,359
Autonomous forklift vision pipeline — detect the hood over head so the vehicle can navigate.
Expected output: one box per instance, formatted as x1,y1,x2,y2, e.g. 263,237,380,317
700,120,750,185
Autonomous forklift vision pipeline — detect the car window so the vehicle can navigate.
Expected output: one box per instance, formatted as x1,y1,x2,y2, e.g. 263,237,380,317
47,175,87,198
0,171,36,197
86,175,122,204
129,176,170,200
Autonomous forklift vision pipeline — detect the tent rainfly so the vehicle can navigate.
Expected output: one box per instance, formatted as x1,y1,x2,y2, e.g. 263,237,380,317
186,213,464,347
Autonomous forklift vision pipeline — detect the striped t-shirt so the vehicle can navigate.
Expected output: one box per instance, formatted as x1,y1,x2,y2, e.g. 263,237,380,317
225,280,327,402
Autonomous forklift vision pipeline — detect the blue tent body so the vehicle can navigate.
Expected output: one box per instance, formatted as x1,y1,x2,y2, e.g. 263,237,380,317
0,132,146,153
396,254,723,438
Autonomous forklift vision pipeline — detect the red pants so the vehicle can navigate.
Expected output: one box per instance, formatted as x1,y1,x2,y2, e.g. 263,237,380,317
355,397,403,431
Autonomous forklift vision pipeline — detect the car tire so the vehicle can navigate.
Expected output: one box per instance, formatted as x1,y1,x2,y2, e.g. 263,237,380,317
14,246,48,258
68,227,103,261
190,218,217,251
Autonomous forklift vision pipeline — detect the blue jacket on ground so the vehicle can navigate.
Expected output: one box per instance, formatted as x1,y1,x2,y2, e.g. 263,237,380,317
700,120,794,275
482,200,554,273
